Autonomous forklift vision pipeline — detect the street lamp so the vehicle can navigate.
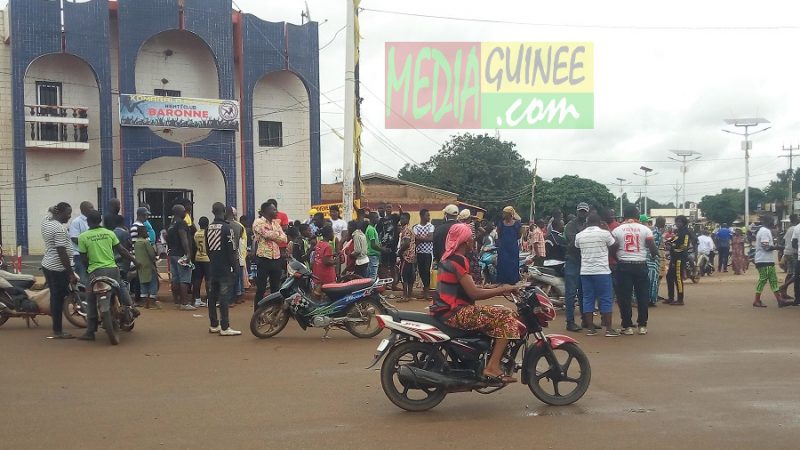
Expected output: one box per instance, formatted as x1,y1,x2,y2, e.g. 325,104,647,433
668,150,701,212
634,166,656,216
612,177,631,215
722,118,771,227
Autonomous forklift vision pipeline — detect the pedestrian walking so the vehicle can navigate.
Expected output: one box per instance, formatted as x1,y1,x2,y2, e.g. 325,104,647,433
752,216,793,308
41,202,78,339
611,207,658,335
205,202,241,336
574,213,617,337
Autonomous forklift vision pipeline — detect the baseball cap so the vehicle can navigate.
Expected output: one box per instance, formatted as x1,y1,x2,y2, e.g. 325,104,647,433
308,208,318,216
136,206,150,216
457,209,472,220
640,214,650,222
576,202,590,212
443,204,459,216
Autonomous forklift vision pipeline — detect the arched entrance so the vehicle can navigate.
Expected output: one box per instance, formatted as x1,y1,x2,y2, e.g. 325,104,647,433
133,157,225,233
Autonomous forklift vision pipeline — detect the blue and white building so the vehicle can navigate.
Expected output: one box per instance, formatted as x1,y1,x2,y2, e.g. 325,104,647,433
0,0,321,254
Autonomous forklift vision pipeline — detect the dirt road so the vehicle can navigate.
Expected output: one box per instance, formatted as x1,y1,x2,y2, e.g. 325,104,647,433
4,270,800,449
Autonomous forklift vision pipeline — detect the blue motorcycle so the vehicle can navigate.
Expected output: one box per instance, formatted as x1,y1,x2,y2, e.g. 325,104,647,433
479,245,497,285
250,259,392,339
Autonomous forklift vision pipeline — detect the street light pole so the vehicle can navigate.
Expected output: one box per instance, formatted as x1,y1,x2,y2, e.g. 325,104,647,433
633,166,656,216
669,150,701,211
612,177,631,216
723,118,771,227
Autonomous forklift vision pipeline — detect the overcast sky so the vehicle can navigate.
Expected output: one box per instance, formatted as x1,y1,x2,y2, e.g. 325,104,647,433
10,1,798,205
234,0,800,205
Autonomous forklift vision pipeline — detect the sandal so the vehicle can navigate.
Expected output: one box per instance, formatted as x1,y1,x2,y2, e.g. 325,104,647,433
753,302,767,308
483,371,518,384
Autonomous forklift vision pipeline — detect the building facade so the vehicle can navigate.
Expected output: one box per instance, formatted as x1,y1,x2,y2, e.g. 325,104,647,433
0,0,321,254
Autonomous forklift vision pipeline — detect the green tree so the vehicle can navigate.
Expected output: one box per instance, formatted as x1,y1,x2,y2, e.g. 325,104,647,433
398,133,532,217
518,175,615,219
763,169,800,203
700,187,766,224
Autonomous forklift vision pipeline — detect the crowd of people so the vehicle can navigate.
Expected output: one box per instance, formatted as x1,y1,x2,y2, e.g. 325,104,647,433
36,193,800,344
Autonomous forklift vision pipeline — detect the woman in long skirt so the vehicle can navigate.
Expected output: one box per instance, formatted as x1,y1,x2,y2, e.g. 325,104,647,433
495,206,522,285
731,229,747,275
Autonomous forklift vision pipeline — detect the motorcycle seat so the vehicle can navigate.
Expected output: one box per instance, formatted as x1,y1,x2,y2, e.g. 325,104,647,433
391,311,481,339
321,278,374,297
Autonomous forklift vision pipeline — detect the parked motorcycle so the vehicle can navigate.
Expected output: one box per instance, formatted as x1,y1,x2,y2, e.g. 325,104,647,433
526,259,566,302
89,276,137,345
250,259,392,339
368,285,591,411
0,270,87,329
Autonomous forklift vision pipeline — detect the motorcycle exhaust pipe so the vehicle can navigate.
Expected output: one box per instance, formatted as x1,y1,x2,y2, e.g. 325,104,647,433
397,366,474,389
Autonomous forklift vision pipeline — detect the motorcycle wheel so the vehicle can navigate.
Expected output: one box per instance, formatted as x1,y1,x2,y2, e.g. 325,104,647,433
250,303,290,339
525,342,590,406
121,321,135,332
63,292,88,329
0,314,8,328
102,309,120,346
344,298,385,338
380,341,447,412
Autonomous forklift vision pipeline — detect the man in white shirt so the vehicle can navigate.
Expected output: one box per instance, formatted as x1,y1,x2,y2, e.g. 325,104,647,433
779,214,798,299
696,230,716,276
574,213,617,337
611,206,659,336
753,216,793,308
329,205,348,242
68,201,93,285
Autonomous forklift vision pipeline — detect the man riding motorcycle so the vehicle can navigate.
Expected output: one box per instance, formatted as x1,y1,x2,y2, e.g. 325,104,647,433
430,223,518,383
77,210,140,341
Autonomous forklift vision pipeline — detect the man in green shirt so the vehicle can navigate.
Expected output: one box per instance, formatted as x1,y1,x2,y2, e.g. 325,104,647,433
366,211,386,279
77,210,139,341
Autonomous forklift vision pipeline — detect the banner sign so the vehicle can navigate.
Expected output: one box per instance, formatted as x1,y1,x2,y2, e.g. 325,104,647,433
385,42,593,129
119,94,240,130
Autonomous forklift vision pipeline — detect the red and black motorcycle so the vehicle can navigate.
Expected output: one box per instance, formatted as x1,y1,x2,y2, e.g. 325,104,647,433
367,286,591,411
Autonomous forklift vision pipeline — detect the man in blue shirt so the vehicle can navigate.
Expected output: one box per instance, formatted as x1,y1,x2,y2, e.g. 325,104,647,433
68,201,94,285
715,223,732,272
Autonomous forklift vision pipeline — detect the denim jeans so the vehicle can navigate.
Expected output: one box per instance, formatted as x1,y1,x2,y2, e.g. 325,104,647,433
616,262,650,328
208,273,235,330
86,267,132,330
581,274,613,314
72,255,88,286
564,258,582,324
368,255,380,279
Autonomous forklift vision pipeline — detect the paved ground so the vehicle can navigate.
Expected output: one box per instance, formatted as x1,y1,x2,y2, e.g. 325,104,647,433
4,269,800,449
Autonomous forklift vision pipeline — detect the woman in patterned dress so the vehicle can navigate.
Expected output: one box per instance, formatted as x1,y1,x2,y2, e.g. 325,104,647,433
429,223,520,383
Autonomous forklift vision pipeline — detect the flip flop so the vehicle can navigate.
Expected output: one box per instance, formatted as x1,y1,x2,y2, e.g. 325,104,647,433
752,302,767,308
484,373,518,384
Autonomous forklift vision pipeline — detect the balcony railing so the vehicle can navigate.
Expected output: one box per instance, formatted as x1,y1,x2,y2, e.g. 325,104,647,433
25,105,90,151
